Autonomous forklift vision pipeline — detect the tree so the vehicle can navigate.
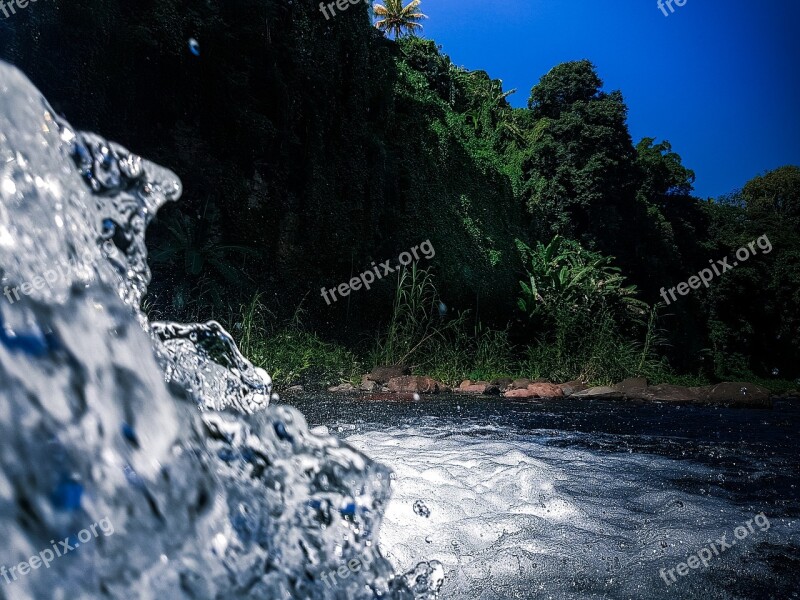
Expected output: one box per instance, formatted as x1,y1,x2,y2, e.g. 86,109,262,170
374,0,427,39
521,61,640,262
742,165,800,220
635,137,695,202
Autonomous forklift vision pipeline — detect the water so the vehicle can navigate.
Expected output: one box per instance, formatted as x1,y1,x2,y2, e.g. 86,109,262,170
0,61,440,599
288,394,800,599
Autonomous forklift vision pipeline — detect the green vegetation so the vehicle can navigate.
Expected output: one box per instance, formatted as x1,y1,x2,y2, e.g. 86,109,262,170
237,295,362,387
6,1,798,391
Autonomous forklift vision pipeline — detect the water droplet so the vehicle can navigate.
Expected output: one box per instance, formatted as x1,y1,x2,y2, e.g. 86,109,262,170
413,500,430,518
772,368,780,377
211,533,228,556
188,38,201,57
413,393,420,401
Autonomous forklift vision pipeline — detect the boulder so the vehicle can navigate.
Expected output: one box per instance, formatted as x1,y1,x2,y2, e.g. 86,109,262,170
328,382,355,393
559,381,589,396
632,384,703,403
701,382,771,408
490,377,514,390
387,376,442,394
503,383,563,399
368,365,411,384
360,375,378,392
570,386,623,399
511,378,532,390
613,377,648,395
527,382,564,398
503,388,536,398
458,380,489,394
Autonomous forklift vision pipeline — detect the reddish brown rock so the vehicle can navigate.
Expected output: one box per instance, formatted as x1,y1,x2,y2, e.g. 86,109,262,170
527,382,564,398
503,388,535,398
458,380,489,394
387,376,442,394
503,383,563,399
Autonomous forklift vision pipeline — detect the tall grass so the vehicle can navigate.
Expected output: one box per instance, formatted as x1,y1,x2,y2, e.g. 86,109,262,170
235,294,362,387
521,306,672,385
369,265,515,385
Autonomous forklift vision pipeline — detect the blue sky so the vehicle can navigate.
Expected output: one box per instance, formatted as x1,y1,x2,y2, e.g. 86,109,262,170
419,0,800,198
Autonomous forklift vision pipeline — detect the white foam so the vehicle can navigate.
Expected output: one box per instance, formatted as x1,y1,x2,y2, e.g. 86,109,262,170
347,427,795,599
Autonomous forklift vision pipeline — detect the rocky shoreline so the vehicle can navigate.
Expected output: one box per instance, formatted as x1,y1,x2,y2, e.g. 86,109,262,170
295,366,800,409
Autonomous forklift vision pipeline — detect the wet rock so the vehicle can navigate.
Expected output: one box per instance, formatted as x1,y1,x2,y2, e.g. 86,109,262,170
570,386,623,399
360,375,378,392
387,376,442,394
613,378,648,395
559,380,589,396
503,388,534,398
633,384,698,402
503,383,564,399
701,382,771,408
511,378,532,390
369,365,411,384
490,377,514,390
527,382,564,398
328,382,356,393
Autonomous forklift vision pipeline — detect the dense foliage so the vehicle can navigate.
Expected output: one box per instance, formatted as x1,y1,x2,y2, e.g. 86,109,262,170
2,0,797,386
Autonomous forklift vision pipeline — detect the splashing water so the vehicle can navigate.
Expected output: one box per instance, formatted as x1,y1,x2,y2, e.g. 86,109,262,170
0,61,442,599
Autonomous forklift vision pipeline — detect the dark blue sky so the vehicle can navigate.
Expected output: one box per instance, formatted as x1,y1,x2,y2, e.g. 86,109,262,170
419,0,800,198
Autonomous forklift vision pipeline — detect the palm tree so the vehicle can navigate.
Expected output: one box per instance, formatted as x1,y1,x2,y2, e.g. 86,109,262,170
373,0,427,39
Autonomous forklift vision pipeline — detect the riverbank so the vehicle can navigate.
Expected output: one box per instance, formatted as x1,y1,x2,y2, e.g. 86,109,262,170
282,370,799,409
